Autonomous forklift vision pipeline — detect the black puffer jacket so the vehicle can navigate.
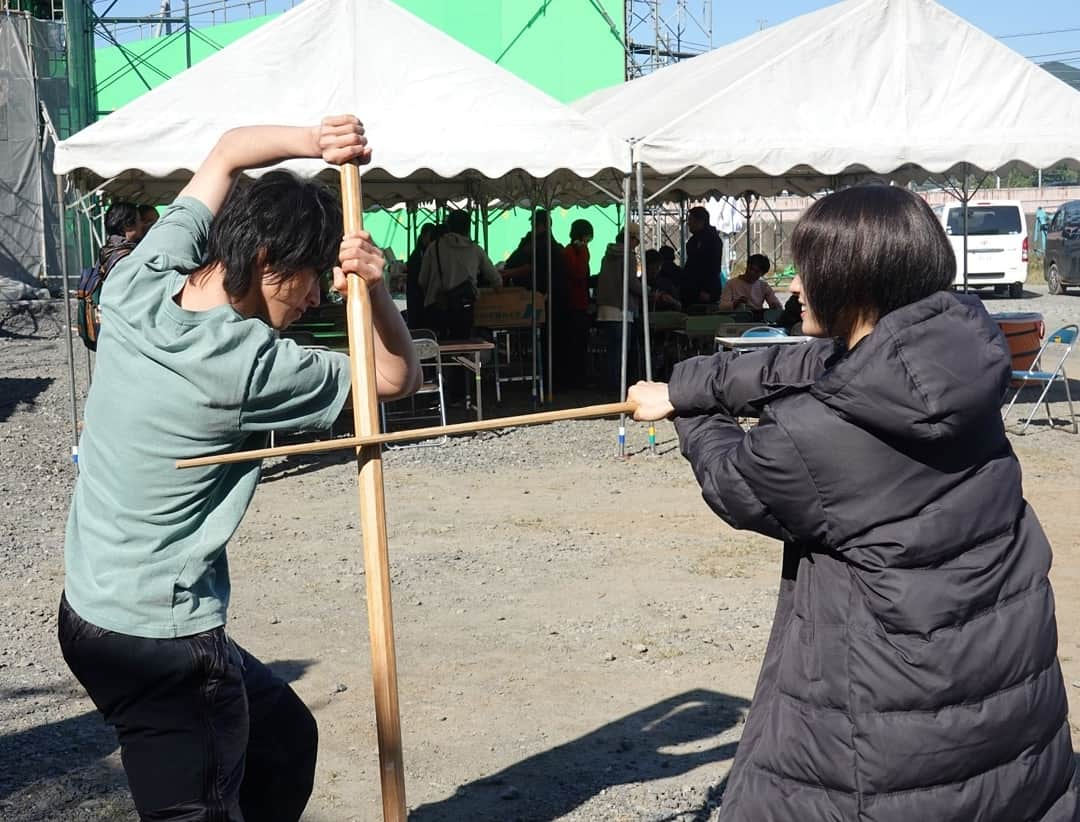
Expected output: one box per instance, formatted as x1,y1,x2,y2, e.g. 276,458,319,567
669,292,1078,821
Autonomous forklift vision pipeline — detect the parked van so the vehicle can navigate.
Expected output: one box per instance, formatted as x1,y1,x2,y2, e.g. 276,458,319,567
1042,199,1080,295
931,200,1028,297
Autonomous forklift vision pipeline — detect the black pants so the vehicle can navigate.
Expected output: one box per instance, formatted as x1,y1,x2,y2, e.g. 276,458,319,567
57,594,317,821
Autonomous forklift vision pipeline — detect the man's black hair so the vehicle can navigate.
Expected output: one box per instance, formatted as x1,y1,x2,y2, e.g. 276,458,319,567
644,249,662,267
205,171,342,298
444,210,471,236
747,254,771,275
138,204,159,221
105,202,140,236
659,245,676,262
569,219,594,242
688,206,710,223
791,184,955,339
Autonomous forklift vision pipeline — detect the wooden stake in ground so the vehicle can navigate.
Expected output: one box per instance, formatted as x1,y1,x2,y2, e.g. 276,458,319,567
340,162,407,822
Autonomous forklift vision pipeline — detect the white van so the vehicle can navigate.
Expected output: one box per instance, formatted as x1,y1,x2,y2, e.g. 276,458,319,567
931,200,1028,297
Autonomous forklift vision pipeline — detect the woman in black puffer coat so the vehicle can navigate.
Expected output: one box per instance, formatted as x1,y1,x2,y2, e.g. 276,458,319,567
630,185,1078,821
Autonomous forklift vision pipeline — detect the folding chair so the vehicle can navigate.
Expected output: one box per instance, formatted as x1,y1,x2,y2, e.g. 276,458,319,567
379,329,447,447
1002,324,1077,435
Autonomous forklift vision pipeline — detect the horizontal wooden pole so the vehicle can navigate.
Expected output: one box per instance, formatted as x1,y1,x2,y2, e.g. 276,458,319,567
176,401,637,469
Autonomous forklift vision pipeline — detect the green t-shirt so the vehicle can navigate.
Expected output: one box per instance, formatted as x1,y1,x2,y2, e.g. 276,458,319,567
64,197,351,639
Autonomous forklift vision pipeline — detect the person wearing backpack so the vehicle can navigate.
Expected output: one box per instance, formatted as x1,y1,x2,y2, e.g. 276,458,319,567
76,202,144,350
418,209,500,341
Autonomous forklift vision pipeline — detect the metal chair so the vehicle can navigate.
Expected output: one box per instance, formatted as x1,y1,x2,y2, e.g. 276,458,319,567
379,329,447,446
1002,324,1077,435
741,326,788,338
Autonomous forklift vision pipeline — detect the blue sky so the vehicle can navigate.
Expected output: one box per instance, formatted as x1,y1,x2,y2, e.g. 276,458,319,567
99,0,1080,69
705,0,1080,66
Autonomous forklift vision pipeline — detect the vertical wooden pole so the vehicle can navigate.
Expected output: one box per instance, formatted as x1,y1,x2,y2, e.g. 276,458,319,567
339,162,407,821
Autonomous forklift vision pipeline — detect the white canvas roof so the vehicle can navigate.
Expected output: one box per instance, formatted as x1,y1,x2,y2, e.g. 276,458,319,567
54,0,629,204
576,0,1080,196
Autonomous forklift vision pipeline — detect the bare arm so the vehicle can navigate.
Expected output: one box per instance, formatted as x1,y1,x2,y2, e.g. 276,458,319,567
334,234,420,399
178,116,371,216
764,282,783,311
718,280,736,311
370,278,421,399
478,250,501,288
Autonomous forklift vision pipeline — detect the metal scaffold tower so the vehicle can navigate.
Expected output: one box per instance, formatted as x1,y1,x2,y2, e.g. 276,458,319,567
623,0,712,79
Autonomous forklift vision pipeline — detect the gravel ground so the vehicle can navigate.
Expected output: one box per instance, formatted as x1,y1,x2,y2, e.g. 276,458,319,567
1,286,1078,821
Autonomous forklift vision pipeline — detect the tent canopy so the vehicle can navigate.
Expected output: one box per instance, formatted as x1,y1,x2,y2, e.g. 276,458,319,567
575,0,1080,197
53,0,629,205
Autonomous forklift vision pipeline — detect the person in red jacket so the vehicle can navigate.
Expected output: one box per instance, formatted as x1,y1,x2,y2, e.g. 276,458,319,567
561,218,593,387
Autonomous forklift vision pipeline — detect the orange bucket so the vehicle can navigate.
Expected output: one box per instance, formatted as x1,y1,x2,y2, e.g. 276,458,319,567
992,313,1044,385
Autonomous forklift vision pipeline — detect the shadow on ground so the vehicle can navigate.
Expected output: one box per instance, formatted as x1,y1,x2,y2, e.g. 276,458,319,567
410,688,749,822
0,377,54,423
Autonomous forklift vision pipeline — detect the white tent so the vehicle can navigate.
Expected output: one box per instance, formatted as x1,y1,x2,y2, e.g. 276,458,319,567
576,0,1080,197
53,0,629,205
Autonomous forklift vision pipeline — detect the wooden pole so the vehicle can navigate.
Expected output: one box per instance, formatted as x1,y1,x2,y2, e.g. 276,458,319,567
340,162,407,822
176,401,638,469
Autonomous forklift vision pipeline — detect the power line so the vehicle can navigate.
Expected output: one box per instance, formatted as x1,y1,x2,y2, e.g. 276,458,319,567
998,26,1080,39
1023,47,1080,60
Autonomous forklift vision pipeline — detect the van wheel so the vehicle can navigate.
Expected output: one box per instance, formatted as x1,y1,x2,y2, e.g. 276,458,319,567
1046,262,1064,295
1008,282,1024,299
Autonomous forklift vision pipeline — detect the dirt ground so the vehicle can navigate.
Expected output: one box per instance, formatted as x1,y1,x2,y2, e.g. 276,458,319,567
2,287,1079,821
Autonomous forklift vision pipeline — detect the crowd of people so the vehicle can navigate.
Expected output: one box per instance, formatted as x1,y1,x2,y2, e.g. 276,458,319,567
89,198,797,401
398,204,797,396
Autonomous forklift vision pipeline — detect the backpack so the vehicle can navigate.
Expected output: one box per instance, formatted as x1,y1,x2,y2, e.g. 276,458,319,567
75,263,105,350
76,242,134,351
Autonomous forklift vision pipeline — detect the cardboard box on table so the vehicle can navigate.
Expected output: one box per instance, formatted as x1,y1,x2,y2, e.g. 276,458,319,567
474,288,545,329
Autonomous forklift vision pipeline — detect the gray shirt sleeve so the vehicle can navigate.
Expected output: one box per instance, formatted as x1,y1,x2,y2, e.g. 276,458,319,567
239,338,352,432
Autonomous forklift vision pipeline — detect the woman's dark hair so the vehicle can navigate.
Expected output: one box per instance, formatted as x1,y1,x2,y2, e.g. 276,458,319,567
569,218,594,242
138,204,159,221
659,245,676,262
105,201,139,236
205,171,342,298
791,185,955,338
417,223,436,243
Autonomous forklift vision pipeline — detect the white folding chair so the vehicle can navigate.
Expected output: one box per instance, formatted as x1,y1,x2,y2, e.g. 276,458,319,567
1002,324,1077,435
379,329,447,447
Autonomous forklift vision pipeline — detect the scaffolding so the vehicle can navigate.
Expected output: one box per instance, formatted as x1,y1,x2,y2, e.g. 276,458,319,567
623,0,712,79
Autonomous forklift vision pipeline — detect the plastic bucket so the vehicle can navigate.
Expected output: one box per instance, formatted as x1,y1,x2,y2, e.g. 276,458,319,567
991,312,1044,384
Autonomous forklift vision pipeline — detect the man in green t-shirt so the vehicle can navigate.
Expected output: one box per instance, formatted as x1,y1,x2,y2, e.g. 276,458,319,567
58,115,420,821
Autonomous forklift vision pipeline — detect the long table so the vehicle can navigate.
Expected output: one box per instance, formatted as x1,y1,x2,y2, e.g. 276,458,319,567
715,335,813,352
438,339,495,420
290,332,495,421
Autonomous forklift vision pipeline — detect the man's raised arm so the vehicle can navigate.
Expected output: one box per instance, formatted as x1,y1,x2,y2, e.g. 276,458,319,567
179,116,371,215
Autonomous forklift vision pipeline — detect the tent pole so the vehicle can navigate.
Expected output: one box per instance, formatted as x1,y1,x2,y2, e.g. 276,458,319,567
962,164,970,295
546,200,554,403
75,208,93,384
480,199,489,253
530,200,538,409
635,161,655,453
744,192,753,263
680,194,687,263
618,173,632,459
57,174,79,467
